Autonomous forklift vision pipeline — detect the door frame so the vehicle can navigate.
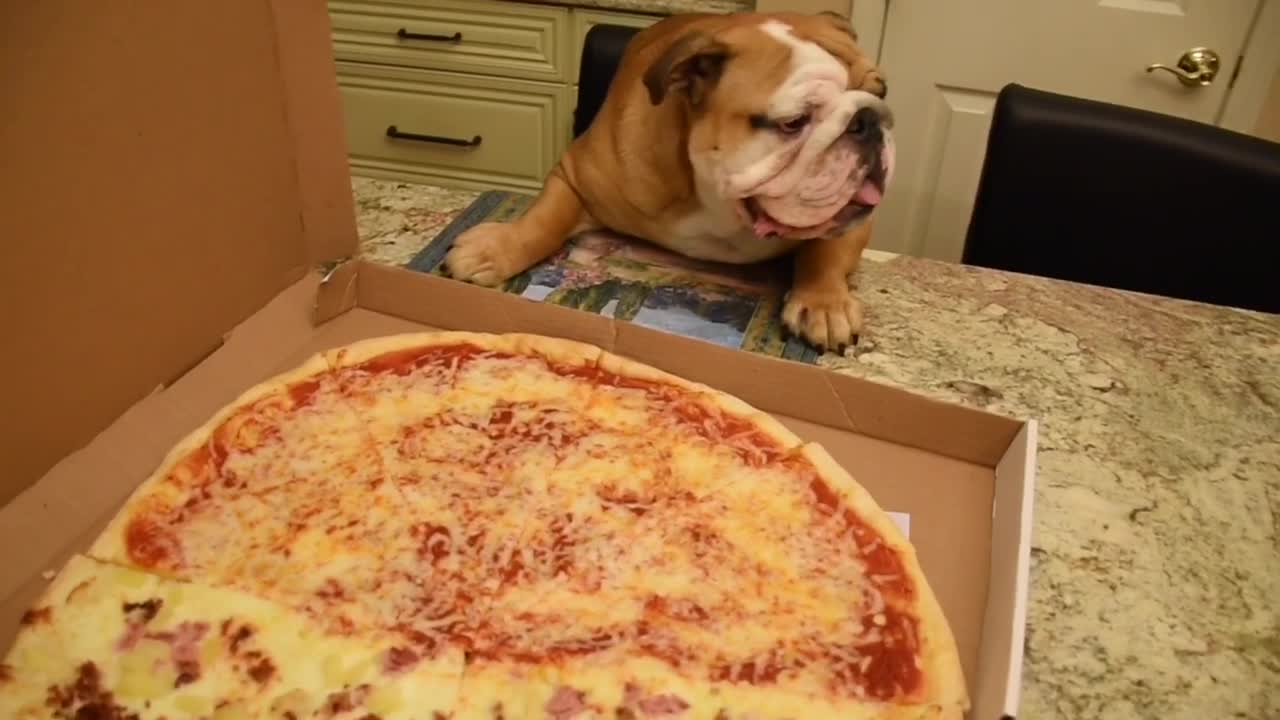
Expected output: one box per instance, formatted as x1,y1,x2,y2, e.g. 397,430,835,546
1218,0,1280,139
851,0,888,63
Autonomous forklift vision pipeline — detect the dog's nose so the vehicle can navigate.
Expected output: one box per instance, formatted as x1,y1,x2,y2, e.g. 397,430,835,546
847,107,884,144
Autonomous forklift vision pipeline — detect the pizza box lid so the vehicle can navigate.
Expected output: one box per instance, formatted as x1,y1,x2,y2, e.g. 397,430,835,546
0,0,359,502
0,2,1035,718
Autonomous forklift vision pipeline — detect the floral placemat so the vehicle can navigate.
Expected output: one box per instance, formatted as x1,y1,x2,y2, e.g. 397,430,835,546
408,191,820,364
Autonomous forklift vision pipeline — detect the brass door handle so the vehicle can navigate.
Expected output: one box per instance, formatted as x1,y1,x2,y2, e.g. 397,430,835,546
1146,47,1220,87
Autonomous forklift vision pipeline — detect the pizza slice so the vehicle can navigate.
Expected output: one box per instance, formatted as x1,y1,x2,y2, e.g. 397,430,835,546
315,332,606,653
439,344,968,719
84,352,439,646
87,352,383,581
0,554,463,720
450,449,966,718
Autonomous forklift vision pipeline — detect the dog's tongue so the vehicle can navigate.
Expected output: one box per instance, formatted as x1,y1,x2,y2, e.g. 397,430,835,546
852,178,882,206
752,211,790,238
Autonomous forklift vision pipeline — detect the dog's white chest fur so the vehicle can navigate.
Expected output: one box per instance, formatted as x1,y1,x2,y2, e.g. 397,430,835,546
657,171,804,264
664,202,802,264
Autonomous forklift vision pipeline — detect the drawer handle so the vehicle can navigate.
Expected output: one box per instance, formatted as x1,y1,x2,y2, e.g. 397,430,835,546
396,28,463,43
386,125,482,148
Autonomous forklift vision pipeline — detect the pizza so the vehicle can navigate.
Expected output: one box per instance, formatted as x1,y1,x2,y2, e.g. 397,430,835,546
0,555,461,719
0,332,968,719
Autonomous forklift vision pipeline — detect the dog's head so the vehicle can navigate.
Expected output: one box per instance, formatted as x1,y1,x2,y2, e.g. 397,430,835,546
644,12,892,241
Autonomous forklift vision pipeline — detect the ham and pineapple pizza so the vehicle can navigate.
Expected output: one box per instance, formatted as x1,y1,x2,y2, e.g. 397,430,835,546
2,332,968,719
0,554,461,720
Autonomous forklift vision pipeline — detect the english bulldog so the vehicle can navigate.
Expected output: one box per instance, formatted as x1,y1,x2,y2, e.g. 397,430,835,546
443,11,891,350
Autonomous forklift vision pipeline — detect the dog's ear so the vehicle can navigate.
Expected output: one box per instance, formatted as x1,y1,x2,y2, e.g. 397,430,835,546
851,59,888,99
643,31,730,107
814,11,887,98
817,10,859,42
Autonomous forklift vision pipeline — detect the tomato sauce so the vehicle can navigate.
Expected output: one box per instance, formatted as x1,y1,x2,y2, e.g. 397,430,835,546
552,358,788,466
355,343,505,377
410,522,452,564
805,473,913,598
710,659,786,684
644,595,709,623
547,514,575,577
124,514,182,570
548,362,662,393
823,607,922,700
383,646,420,674
287,377,322,407
635,622,691,669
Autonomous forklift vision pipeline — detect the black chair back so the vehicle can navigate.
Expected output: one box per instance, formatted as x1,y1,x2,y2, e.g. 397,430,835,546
964,83,1280,314
573,24,643,138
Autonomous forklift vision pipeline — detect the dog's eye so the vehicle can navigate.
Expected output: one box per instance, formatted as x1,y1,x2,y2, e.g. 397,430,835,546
777,114,810,134
748,112,811,134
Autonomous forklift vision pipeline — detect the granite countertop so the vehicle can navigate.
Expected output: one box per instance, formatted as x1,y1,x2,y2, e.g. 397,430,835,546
353,177,1280,719
513,0,753,15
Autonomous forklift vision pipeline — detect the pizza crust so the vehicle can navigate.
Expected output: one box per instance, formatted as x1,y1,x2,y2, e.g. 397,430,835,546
326,331,807,454
323,331,799,454
705,402,804,455
88,352,333,567
501,332,604,369
801,442,970,714
596,348,709,392
320,330,603,371
320,330,492,368
597,349,805,452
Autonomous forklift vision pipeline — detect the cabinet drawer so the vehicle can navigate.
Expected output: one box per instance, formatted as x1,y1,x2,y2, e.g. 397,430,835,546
329,0,570,83
569,9,659,84
337,62,568,192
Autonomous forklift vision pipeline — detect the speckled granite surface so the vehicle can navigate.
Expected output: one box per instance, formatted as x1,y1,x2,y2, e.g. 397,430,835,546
514,0,752,14
353,179,480,268
352,176,1280,719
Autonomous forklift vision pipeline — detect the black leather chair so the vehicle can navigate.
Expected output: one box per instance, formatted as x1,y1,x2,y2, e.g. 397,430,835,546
963,83,1280,314
573,24,643,138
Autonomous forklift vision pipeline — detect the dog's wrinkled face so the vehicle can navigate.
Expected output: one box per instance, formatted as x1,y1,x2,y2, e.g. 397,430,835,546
645,13,892,241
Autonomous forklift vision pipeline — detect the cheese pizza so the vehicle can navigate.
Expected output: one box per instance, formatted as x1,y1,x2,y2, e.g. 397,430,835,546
1,332,968,719
0,555,461,720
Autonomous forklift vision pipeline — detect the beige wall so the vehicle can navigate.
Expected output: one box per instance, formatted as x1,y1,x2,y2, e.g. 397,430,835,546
1254,70,1280,144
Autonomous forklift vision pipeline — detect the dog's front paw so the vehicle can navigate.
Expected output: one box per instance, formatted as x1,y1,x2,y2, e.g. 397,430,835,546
781,284,864,351
443,222,519,287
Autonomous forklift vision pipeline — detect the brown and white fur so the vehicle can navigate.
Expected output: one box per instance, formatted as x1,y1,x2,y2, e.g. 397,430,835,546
443,11,891,350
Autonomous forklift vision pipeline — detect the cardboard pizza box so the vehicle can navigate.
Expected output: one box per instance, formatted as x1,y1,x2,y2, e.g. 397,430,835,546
0,1,1035,718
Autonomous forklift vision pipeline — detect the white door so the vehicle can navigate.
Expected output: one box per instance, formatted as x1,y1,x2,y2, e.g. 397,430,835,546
872,0,1260,261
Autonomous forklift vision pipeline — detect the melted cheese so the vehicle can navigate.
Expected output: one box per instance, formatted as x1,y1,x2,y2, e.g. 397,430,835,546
73,341,932,718
0,555,462,720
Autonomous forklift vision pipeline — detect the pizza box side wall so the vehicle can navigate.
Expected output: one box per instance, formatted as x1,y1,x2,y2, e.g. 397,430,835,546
0,0,358,506
342,262,1026,467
